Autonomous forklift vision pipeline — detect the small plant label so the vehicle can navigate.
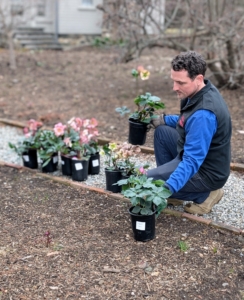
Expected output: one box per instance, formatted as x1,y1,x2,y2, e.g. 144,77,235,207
53,156,58,163
92,159,99,167
75,163,83,170
136,221,146,231
23,155,29,162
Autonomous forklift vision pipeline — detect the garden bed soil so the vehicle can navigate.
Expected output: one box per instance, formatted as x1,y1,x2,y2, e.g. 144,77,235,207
0,47,244,299
0,47,243,163
0,165,244,300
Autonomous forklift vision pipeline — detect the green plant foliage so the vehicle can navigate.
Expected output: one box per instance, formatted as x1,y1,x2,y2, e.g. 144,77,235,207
117,174,171,217
116,92,165,124
35,130,63,167
115,106,131,116
177,241,189,252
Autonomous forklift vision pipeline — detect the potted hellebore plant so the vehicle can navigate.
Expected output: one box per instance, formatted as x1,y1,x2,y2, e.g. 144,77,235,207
70,142,90,182
9,119,42,169
55,117,100,177
100,142,124,193
116,92,165,145
80,118,100,175
114,142,149,177
54,119,82,176
70,118,99,182
35,129,62,173
116,169,171,242
100,142,143,193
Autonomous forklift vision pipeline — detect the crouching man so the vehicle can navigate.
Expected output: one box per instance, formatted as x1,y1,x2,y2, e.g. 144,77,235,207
147,51,232,215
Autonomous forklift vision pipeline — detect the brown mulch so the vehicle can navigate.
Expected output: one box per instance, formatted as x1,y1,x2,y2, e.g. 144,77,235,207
0,46,243,163
0,47,244,299
0,165,244,300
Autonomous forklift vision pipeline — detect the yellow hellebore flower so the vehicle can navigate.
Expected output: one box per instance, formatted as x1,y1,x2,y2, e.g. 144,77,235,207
140,70,150,80
100,149,105,156
109,142,117,151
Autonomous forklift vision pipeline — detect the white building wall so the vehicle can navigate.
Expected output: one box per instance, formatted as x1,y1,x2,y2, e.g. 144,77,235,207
30,0,56,33
58,0,103,35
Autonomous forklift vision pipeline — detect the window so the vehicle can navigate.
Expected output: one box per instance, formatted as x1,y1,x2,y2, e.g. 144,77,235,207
81,0,93,7
11,0,23,15
37,0,46,16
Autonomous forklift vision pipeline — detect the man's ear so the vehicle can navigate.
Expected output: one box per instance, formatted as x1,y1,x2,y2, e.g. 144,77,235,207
196,74,204,83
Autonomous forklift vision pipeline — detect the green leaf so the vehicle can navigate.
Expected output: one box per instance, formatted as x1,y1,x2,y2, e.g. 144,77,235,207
153,196,163,206
123,190,137,198
132,206,141,214
115,106,131,116
149,96,161,102
131,69,139,77
140,207,151,215
156,202,167,218
116,179,129,186
130,198,139,206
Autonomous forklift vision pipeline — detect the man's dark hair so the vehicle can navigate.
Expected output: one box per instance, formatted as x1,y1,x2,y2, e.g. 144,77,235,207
171,51,207,80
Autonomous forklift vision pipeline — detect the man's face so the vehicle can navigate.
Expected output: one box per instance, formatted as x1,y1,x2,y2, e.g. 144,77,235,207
170,69,203,100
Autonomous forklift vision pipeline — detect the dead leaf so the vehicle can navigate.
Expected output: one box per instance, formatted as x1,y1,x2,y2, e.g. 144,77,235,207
103,266,120,273
47,251,60,256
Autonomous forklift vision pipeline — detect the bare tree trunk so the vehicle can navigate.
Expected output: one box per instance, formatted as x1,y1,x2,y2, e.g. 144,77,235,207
8,31,17,70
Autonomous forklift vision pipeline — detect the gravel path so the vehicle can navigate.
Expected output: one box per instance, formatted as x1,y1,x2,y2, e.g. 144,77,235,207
1,125,244,230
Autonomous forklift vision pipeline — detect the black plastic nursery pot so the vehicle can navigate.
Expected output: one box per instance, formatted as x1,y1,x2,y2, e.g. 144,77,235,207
128,118,148,145
71,159,89,181
129,207,156,242
22,149,38,169
105,168,123,193
88,152,100,175
61,155,73,176
42,153,59,173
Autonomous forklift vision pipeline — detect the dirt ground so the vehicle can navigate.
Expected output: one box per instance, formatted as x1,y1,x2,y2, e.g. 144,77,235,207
0,47,244,299
0,165,244,300
0,46,243,163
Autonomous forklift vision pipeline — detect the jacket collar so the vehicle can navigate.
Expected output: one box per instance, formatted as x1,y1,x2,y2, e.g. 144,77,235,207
180,79,211,111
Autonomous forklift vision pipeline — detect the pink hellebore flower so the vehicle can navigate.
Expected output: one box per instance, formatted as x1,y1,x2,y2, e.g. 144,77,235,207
75,117,83,129
80,129,89,144
68,117,79,131
80,135,89,144
88,118,98,128
137,65,144,72
139,166,146,175
23,127,29,134
54,123,66,137
83,119,90,128
28,119,43,131
64,137,72,147
25,132,32,138
68,117,75,125
88,128,99,137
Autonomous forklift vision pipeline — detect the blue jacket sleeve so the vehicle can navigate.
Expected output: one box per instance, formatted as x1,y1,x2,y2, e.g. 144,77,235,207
164,115,179,128
166,110,217,193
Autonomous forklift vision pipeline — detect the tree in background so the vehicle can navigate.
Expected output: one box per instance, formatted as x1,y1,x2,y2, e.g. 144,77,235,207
98,0,244,89
0,0,37,70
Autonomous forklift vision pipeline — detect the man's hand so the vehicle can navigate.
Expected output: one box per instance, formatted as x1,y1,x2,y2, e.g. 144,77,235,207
151,114,165,128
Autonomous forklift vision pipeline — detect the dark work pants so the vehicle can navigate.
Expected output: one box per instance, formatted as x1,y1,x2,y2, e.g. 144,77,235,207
147,125,211,204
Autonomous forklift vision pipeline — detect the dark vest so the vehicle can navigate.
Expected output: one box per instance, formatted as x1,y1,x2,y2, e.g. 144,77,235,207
176,79,232,190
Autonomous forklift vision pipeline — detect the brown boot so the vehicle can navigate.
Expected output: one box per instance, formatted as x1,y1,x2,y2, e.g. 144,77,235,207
167,198,183,207
184,189,224,215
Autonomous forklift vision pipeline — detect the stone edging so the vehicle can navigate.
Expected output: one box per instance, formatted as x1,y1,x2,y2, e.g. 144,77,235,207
1,117,244,171
1,160,243,237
